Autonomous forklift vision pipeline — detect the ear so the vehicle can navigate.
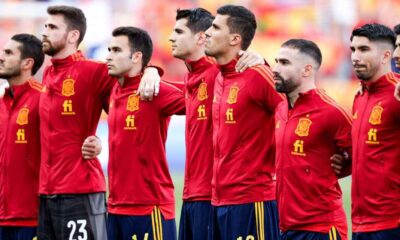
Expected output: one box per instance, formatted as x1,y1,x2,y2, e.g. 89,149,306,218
197,32,207,45
381,49,392,64
302,64,313,77
229,33,242,47
131,51,143,65
21,58,34,72
67,30,80,45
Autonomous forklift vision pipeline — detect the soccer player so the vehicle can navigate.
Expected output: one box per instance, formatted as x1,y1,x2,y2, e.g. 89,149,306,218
204,5,284,240
273,39,352,240
393,24,400,100
0,33,44,240
350,23,400,240
105,26,185,240
38,5,160,239
168,8,266,240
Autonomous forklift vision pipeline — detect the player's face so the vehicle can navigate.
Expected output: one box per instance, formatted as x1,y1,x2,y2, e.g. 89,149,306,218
42,14,68,56
106,35,135,77
0,40,23,80
169,18,198,60
393,35,400,69
205,14,231,58
350,36,382,82
272,47,303,94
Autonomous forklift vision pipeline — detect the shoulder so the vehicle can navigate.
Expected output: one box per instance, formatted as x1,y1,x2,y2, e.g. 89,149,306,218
160,80,184,94
315,89,352,125
28,79,45,93
244,65,275,85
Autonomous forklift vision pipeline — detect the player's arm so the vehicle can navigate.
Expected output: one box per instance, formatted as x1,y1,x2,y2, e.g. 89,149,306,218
330,152,351,178
394,83,400,101
137,66,164,101
81,136,102,160
159,81,186,116
235,50,266,73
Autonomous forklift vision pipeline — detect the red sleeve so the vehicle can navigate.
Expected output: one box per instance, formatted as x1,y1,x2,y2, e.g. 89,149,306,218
247,65,285,113
158,81,186,116
93,63,116,113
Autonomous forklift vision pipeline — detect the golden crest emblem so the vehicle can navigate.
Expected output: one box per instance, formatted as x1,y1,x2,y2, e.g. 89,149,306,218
61,77,75,97
295,118,312,137
126,94,140,112
197,81,208,101
16,107,29,125
227,85,239,104
369,105,383,125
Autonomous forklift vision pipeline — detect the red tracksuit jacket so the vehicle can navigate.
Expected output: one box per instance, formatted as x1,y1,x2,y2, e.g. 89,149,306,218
182,56,219,201
211,59,284,206
107,75,185,219
0,79,43,226
39,51,115,195
275,89,352,239
351,72,400,232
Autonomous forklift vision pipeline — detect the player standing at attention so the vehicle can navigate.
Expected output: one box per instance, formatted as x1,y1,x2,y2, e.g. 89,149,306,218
0,33,44,240
204,5,284,240
350,23,400,240
273,39,352,240
169,8,267,240
38,5,161,240
105,26,185,240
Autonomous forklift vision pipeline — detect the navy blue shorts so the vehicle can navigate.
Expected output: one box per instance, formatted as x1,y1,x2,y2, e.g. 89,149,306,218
281,227,342,240
178,201,212,240
107,207,177,240
352,227,400,240
210,200,279,240
0,226,37,240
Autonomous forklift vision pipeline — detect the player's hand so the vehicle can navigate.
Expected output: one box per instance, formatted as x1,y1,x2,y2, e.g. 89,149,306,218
394,83,400,101
82,136,102,160
137,67,160,101
235,50,264,73
330,153,347,176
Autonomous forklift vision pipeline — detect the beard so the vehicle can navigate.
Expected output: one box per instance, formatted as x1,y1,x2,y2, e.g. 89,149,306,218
0,64,21,80
353,63,378,81
274,73,298,94
42,35,67,56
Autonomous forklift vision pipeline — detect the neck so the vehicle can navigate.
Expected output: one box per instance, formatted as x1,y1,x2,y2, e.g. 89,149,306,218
51,45,78,59
287,78,316,108
118,66,141,86
8,72,32,86
186,48,206,62
366,64,392,83
215,48,240,65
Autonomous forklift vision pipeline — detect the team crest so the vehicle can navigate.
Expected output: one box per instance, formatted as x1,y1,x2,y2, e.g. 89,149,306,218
227,85,239,104
61,76,75,97
295,118,312,137
16,107,29,125
369,105,383,125
126,94,140,112
197,81,208,101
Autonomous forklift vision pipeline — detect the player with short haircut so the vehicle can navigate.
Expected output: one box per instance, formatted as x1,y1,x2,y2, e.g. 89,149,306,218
204,5,284,240
393,24,400,100
0,33,44,240
169,8,218,240
273,39,351,240
106,26,185,240
350,23,400,240
38,5,160,240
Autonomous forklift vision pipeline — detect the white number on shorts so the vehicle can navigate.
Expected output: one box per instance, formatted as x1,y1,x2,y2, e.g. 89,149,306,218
67,219,88,240
132,233,149,240
237,235,255,240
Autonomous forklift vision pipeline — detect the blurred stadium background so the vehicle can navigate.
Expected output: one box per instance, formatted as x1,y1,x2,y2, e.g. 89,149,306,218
1,0,400,238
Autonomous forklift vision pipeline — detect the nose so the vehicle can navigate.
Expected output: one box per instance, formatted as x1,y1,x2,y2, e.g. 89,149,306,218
205,27,211,39
168,33,174,43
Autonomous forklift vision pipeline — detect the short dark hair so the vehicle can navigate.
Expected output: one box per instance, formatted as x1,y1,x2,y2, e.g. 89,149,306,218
394,24,400,35
11,34,44,75
217,5,257,50
350,23,395,48
282,39,322,68
176,8,214,34
112,26,153,69
47,5,87,45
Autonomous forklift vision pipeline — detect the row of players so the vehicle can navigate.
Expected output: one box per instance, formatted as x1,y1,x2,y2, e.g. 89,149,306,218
0,4,399,240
